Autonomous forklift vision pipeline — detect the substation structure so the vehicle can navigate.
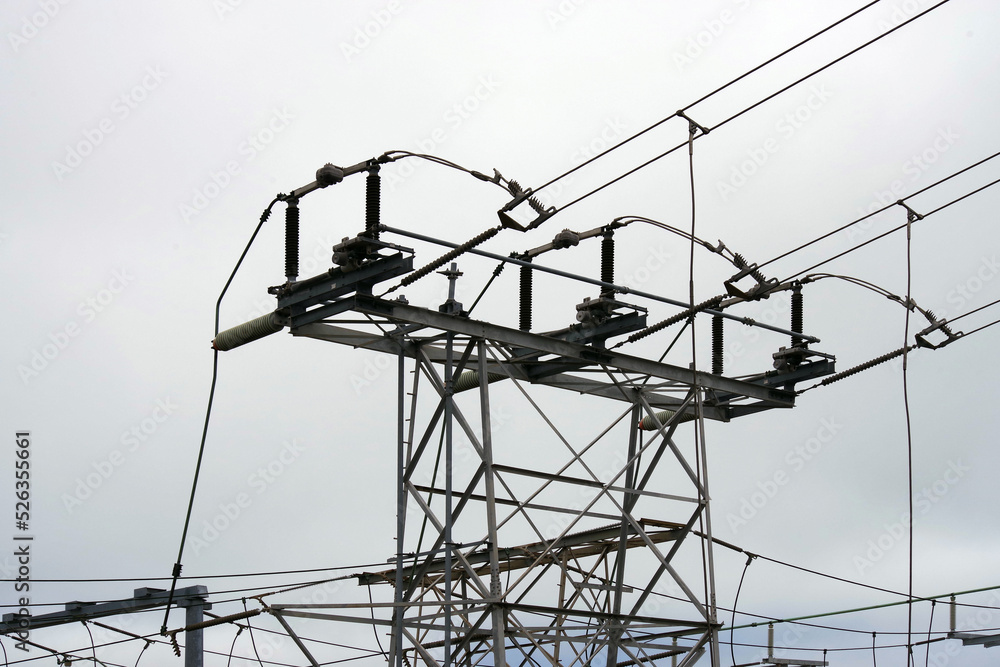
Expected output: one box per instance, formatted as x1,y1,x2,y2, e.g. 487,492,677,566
213,163,836,667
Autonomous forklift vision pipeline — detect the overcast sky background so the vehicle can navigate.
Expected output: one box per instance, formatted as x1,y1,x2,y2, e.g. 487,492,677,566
3,1,1000,665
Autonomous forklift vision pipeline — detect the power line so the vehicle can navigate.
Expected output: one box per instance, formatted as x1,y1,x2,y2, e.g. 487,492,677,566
551,0,954,216
757,147,1000,274
531,0,886,199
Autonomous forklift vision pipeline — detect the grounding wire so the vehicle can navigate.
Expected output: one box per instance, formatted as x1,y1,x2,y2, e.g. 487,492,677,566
160,197,282,635
552,0,952,215
903,206,917,665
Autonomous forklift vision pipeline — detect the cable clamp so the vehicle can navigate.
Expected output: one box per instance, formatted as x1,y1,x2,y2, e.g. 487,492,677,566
677,110,710,136
916,319,963,349
896,200,924,222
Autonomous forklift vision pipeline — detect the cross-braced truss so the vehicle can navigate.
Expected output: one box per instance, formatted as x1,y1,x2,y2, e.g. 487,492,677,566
252,246,835,667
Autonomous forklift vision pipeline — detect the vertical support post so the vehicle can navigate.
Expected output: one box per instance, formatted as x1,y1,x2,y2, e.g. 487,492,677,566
607,401,641,667
695,384,721,667
554,551,568,667
443,270,458,666
390,345,407,667
477,340,507,667
184,599,205,667
767,623,774,660
950,595,956,633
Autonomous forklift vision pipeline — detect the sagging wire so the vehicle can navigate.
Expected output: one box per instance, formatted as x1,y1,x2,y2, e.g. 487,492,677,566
243,599,265,667
82,621,109,667
367,585,388,659
731,553,757,667
379,150,512,195
903,206,917,664
161,196,281,635
226,625,244,667
132,639,151,667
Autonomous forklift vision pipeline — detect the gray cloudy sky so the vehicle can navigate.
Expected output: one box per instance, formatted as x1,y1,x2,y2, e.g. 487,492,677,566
3,1,1000,665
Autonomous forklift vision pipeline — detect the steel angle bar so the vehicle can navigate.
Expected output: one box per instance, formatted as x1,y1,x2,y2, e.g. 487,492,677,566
352,296,795,405
269,611,321,667
278,252,413,311
402,626,444,667
637,393,705,495
409,484,622,522
623,508,704,620
503,603,709,633
291,322,412,356
401,481,494,599
417,347,552,547
379,225,820,344
491,464,699,504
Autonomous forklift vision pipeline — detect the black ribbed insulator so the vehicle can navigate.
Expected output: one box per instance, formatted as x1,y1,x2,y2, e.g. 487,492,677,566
400,226,501,288
366,167,380,241
601,232,615,297
519,263,533,332
622,295,725,345
285,202,299,281
819,345,916,386
734,252,767,283
712,314,724,375
791,284,803,346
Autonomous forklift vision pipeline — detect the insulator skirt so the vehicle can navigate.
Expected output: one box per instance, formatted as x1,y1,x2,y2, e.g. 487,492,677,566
213,312,283,351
